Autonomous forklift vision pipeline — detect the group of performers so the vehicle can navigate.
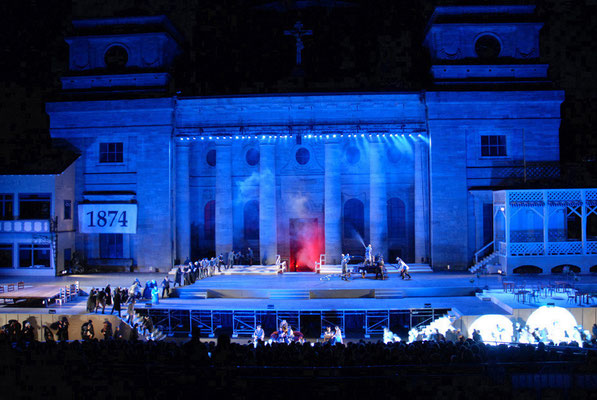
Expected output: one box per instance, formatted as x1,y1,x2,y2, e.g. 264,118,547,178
338,244,412,281
252,321,343,345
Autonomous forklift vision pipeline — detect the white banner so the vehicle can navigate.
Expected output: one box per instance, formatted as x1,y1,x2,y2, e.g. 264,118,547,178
78,204,137,234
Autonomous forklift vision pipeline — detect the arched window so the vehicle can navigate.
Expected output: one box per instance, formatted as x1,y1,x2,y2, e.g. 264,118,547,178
344,198,364,239
204,200,215,241
244,200,259,240
387,198,405,239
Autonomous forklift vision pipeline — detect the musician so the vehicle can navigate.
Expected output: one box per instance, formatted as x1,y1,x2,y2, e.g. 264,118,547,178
252,324,265,345
278,320,291,343
323,326,334,343
333,326,343,345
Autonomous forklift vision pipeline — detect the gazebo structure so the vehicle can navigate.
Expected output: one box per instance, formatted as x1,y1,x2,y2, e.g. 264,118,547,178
490,189,597,274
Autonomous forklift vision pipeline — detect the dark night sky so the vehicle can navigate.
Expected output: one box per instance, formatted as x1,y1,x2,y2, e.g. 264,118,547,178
0,0,596,183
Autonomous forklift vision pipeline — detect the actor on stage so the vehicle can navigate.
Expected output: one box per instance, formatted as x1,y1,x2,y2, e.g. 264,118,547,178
397,257,411,280
365,244,373,267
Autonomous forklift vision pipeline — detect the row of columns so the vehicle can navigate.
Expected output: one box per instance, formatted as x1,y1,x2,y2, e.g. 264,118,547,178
175,137,430,265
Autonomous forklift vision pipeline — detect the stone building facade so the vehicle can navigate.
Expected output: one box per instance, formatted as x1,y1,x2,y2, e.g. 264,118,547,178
43,6,564,271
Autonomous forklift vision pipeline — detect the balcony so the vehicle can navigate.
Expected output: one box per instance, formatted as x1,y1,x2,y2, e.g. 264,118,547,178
493,188,597,274
0,220,50,233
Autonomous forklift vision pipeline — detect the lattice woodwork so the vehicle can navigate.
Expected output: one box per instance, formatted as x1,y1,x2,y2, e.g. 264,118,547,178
509,190,544,203
547,242,583,256
547,190,581,202
509,242,544,256
586,242,597,255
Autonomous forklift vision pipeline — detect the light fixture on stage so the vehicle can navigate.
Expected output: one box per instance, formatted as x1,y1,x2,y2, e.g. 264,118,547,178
526,305,580,344
469,314,513,344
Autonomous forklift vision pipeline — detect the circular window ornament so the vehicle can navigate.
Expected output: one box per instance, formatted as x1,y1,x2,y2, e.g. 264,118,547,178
387,147,403,164
104,45,128,69
246,148,260,166
206,149,216,167
475,35,501,59
345,146,360,165
295,147,310,165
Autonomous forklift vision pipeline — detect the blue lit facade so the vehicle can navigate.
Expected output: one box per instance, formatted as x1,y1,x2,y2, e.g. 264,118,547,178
44,6,566,272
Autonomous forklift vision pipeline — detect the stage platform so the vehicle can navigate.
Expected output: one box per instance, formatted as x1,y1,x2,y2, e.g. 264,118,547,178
172,272,489,299
2,271,597,339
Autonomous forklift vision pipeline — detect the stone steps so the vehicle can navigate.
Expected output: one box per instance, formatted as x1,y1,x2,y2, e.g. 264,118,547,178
375,289,405,299
269,289,310,300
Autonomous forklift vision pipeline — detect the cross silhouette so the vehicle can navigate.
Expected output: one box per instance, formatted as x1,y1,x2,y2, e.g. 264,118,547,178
284,21,312,66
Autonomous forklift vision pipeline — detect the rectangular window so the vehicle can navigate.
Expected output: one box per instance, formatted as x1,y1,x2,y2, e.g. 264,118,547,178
99,233,124,258
481,135,507,157
0,194,13,220
64,200,72,220
18,244,51,268
19,194,51,219
99,142,124,163
0,244,13,268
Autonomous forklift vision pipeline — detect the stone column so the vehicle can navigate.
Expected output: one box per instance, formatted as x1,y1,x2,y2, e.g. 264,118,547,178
259,142,277,264
175,140,191,263
369,140,388,260
414,139,430,263
215,141,233,256
324,140,342,264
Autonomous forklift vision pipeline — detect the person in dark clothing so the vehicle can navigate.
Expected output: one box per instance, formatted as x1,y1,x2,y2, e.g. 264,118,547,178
87,288,97,313
161,276,171,298
8,320,21,342
142,282,152,300
174,267,182,287
96,289,107,314
111,289,122,317
22,321,35,342
57,317,69,341
131,324,139,341
142,316,154,338
247,247,254,266
43,326,54,342
81,320,94,340
105,284,112,306
101,320,113,340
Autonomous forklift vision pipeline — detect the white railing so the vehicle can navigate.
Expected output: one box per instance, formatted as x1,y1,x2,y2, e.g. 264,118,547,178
547,241,583,255
474,241,494,264
509,242,545,257
0,220,50,233
585,241,597,255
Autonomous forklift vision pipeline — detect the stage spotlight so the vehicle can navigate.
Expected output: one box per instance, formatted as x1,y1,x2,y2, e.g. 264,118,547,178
200,137,204,140
209,136,212,140
469,314,513,345
526,305,580,344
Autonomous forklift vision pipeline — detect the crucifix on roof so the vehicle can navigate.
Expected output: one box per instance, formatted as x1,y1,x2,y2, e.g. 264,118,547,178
284,21,312,66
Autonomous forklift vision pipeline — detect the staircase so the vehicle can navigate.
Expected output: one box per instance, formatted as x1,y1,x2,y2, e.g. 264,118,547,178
127,310,167,341
177,289,208,299
469,251,500,274
269,289,310,300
